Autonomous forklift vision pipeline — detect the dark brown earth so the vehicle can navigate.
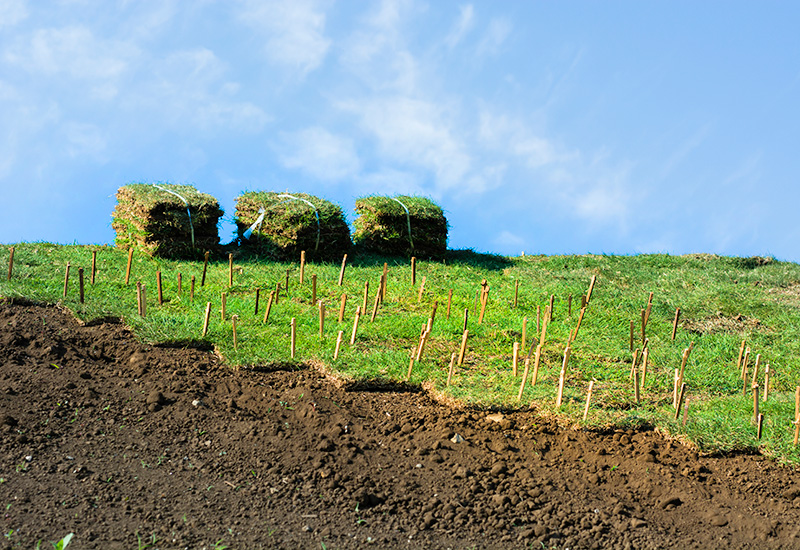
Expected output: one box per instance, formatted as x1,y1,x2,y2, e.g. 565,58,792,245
3,301,800,550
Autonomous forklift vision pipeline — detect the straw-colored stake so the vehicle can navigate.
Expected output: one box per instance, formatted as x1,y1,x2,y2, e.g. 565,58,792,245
156,271,163,305
763,365,770,402
556,346,571,408
570,307,586,344
263,291,275,324
312,275,317,305
518,357,531,400
673,369,680,408
751,354,762,388
407,347,416,381
7,246,14,281
629,319,634,351
512,342,520,377
478,283,489,324
640,308,646,343
752,385,760,421
418,276,427,302
583,380,595,421
630,348,640,379
232,315,238,350
221,292,227,320
333,330,344,360
350,306,362,345
125,248,133,285
274,283,281,304
290,318,297,359
416,330,430,362
457,329,469,365
641,348,649,388
429,301,439,330
63,262,71,298
674,383,687,420
381,263,388,301
514,280,520,308
141,285,147,317
531,344,543,386
202,302,211,337
300,250,306,285
228,253,234,287
78,267,85,304
581,295,587,309
741,348,751,391
679,346,691,379
644,292,654,327
178,272,182,295
362,281,370,312
446,289,453,319
447,353,456,387
536,305,541,334
586,275,597,303
671,307,681,340
338,293,347,322
254,288,260,315
90,250,96,285
793,386,800,445
521,318,527,352
190,275,196,301
633,367,640,404
319,301,325,338
757,413,764,440
411,256,416,286
462,308,469,332
338,254,348,286
540,306,550,347
736,339,747,377
201,250,209,287
548,295,555,321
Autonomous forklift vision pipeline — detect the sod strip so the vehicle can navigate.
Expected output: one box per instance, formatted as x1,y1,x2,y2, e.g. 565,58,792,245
201,251,209,286
78,268,85,304
63,262,71,298
90,250,96,285
202,302,211,337
333,330,344,360
583,380,595,421
125,248,133,285
338,254,347,286
7,246,14,281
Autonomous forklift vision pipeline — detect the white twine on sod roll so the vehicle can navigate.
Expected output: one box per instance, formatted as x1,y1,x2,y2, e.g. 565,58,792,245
243,208,265,240
152,184,195,247
244,194,321,251
390,197,414,250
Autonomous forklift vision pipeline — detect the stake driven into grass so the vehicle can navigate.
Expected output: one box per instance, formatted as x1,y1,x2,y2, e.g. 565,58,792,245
8,244,800,463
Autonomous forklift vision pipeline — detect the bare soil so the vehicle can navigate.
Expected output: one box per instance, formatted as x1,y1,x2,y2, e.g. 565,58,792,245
3,301,800,549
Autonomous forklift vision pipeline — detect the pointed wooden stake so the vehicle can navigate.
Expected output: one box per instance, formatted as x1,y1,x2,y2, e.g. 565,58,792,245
633,367,640,404
736,339,746,377
674,383,687,420
752,385,760,422
512,342,520,377
202,302,212,337
570,307,586,344
518,357,531,400
644,292,654,327
290,317,297,359
338,254,348,286
411,256,416,286
531,344,543,386
741,348,751,392
457,329,469,365
125,248,133,285
583,380,595,421
556,346,571,408
220,292,227,320
640,308,646,343
312,274,317,305
350,306,362,345
156,271,163,305
63,262,71,298
671,307,681,340
141,284,147,317
178,272,182,294
201,250,209,287
462,308,469,332
536,305,541,334
300,250,306,285
406,347,416,381
78,267,85,304
254,288,260,315
90,249,96,284
757,413,764,440
362,280,370,312
338,293,347,322
333,330,344,360
478,280,489,323
641,348,649,388
228,253,234,287
629,319,635,351
521,318,528,352
548,295,555,321
381,263,388,301
263,291,275,324
751,354,762,388
284,269,290,296
416,330,430,362
136,282,143,316
447,353,457,386
274,283,281,305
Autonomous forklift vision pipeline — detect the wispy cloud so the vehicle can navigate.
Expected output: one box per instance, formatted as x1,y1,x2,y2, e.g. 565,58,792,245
276,127,361,182
445,4,474,49
476,17,511,57
0,0,28,28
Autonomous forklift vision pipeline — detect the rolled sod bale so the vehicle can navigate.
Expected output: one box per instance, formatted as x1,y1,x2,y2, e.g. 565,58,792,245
235,191,351,261
352,195,448,258
112,183,223,259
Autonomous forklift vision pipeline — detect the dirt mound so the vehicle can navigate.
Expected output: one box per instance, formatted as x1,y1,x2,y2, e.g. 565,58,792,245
2,301,800,549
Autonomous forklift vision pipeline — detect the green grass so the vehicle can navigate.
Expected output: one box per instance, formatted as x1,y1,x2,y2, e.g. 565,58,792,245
4,244,800,462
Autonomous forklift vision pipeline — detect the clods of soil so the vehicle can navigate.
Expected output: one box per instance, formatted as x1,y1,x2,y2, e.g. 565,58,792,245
2,301,800,549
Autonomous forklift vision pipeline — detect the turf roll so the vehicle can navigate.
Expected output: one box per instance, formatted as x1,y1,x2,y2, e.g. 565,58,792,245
111,183,223,259
353,195,448,257
235,191,351,261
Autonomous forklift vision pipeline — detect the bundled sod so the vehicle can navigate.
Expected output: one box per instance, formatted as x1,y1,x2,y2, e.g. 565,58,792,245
112,184,223,259
235,191,351,261
353,195,448,257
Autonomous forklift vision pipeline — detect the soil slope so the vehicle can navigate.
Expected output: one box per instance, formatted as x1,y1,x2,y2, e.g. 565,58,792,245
2,301,800,549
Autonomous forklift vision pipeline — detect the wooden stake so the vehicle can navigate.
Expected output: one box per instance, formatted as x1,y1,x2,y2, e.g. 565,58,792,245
583,380,595,421
312,274,317,305
757,413,764,440
540,306,550,347
673,368,680,408
290,318,296,359
630,348,640,379
90,249,96,285
644,292,654,327
254,288,260,315
641,348,649,388
190,275,196,302
751,354,761,388
640,308,646,343
741,348,751,391
407,347,416,381
319,301,325,338
125,248,133,285
429,301,439,330
447,353,456,386
202,302,211,337
763,365,770,402
521,318,527,352
736,339,746,377
671,307,681,340
462,308,469,332
141,284,147,317
570,307,586,344
418,276,426,302
300,250,306,285
63,262,71,298
514,280,520,308
478,281,489,324
446,289,453,319
512,342,520,377
411,256,416,286
362,280,370,312
633,367,640,403
581,294,587,309
78,267,85,304
263,291,275,324
457,329,469,365
416,330,430,362
794,386,800,445
381,263,388,301
556,346,571,408
536,305,541,334
274,283,281,305
201,250,209,287
333,330,344,360
518,356,531,400
338,254,348,286
548,295,555,321
531,344,543,386
752,385,760,421
156,271,163,305
586,275,597,304
220,292,226,320
232,315,238,350
629,319,635,351
350,306,361,345
178,272,182,295
338,293,347,322
7,246,14,281
228,253,234,287
674,383,686,420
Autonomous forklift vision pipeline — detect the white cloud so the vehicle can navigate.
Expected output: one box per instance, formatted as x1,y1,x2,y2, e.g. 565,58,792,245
445,5,474,49
63,122,106,160
0,0,28,27
238,0,331,75
493,230,525,252
476,17,511,57
277,127,361,182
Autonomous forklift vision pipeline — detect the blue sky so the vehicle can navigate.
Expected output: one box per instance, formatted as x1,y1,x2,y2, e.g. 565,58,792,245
1,1,799,260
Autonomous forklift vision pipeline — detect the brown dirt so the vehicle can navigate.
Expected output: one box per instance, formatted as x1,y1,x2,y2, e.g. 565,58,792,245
3,301,800,550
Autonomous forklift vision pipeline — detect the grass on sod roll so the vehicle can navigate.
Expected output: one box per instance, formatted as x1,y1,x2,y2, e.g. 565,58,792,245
5,244,800,462
111,183,223,260
352,195,448,258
